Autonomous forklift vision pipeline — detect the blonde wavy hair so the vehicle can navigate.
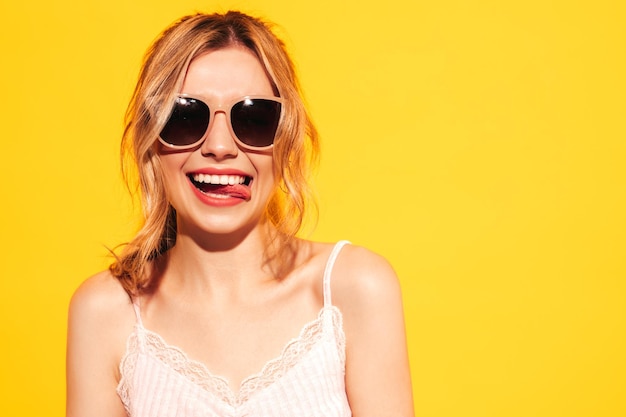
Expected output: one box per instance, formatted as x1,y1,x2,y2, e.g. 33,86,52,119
110,11,319,294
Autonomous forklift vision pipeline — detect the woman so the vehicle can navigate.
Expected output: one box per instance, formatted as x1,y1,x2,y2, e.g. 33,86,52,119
67,10,413,417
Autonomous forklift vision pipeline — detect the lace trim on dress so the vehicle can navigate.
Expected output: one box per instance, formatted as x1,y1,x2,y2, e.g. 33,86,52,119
116,335,137,414
117,306,346,408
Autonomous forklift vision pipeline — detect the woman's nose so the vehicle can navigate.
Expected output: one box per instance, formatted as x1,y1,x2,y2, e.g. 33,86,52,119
200,111,238,159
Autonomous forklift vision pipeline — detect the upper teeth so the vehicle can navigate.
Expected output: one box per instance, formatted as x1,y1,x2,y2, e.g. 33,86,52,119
192,173,247,185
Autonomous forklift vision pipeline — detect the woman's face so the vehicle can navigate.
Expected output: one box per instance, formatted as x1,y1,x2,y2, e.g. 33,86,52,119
159,46,278,238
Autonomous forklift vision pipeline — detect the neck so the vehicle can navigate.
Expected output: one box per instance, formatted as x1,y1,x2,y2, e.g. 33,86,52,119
153,222,297,302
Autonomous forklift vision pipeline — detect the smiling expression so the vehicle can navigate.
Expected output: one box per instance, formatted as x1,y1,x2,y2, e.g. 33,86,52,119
158,46,279,238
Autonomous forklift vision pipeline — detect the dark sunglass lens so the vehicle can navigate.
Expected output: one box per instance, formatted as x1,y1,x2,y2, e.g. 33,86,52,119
160,97,209,146
231,99,281,147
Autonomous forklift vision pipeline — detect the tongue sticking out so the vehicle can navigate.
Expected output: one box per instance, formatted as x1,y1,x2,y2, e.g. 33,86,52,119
193,182,251,201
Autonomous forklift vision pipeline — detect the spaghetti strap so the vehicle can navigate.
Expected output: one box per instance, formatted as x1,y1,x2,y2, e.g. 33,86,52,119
131,298,144,327
323,240,351,308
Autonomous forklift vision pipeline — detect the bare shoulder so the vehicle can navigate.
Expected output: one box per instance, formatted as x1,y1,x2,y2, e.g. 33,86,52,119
67,271,135,417
68,270,136,360
329,243,402,311
69,270,134,325
327,243,415,416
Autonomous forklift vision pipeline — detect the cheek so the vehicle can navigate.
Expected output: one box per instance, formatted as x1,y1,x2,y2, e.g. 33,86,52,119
158,153,188,199
249,152,275,176
160,155,178,177
257,158,277,189
159,148,191,175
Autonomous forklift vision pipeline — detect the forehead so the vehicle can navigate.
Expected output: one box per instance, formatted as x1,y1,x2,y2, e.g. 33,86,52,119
181,46,275,98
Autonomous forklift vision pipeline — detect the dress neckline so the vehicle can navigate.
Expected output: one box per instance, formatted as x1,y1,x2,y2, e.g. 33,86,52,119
119,305,345,407
117,240,351,407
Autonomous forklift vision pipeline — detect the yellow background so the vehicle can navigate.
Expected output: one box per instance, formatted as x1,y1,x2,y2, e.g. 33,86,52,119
1,0,624,416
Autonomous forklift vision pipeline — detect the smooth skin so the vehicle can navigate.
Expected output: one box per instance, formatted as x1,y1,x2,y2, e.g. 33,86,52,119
66,47,414,417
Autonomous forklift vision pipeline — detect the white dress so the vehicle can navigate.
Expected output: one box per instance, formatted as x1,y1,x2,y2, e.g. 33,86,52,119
117,241,353,417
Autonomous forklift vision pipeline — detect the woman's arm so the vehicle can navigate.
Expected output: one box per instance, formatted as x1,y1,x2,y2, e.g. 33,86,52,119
335,246,415,417
66,272,133,417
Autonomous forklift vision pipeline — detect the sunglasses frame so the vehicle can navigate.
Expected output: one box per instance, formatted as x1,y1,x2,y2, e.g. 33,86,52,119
158,94,284,152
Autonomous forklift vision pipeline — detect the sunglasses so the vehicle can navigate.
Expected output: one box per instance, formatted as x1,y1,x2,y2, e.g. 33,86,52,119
159,95,284,151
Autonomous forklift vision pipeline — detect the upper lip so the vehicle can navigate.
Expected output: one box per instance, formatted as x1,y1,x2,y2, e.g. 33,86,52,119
187,167,251,176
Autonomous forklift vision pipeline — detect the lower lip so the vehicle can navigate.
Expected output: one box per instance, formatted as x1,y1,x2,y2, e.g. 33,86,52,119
188,180,249,207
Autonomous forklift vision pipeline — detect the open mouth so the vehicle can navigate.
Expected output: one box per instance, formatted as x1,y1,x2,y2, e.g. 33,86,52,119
187,173,252,200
